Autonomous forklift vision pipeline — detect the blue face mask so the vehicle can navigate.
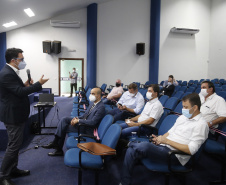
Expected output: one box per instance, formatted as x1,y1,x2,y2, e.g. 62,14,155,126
182,107,194,119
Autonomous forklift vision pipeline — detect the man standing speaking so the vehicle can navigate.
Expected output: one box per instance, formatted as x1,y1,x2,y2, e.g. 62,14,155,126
69,67,78,97
0,48,49,185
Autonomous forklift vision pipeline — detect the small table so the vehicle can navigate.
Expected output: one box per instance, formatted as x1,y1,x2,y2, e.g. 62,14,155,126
34,102,57,135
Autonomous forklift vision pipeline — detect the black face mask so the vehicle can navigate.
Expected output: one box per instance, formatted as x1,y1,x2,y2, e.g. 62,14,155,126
116,83,120,87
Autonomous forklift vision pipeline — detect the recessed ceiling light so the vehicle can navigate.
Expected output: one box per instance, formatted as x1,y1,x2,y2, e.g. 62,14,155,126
2,21,17,28
24,8,35,17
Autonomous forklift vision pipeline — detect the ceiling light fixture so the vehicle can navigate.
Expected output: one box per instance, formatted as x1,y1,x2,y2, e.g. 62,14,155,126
24,8,35,17
2,21,17,28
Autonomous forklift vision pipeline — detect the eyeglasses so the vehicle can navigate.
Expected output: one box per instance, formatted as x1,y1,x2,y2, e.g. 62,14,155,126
14,58,24,62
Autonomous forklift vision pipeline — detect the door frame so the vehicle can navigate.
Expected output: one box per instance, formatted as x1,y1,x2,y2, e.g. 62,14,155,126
58,58,84,96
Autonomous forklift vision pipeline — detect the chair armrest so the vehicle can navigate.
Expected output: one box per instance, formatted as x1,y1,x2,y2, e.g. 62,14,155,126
169,111,182,116
138,124,158,137
78,134,97,143
168,150,193,173
77,123,96,136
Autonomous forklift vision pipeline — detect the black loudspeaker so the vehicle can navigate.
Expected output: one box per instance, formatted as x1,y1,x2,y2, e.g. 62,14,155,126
52,41,61,54
43,40,51,54
136,43,145,55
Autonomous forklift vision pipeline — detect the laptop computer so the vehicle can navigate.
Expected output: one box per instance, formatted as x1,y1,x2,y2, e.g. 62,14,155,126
37,93,55,106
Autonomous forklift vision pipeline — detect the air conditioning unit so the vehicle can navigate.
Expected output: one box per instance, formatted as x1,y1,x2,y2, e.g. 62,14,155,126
50,20,80,28
170,27,199,35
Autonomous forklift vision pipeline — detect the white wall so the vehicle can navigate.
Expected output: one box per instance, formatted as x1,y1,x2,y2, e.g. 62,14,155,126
7,8,87,95
208,0,226,80
97,0,150,87
159,0,211,82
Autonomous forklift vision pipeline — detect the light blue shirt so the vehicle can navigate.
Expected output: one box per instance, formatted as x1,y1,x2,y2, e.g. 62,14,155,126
118,91,144,114
163,80,178,87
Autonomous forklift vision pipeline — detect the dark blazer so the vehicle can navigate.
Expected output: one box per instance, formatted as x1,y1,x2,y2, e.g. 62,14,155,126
0,64,42,125
163,84,175,97
78,100,105,134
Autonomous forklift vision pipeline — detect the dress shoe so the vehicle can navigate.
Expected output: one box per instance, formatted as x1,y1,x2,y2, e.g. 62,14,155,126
0,178,16,185
10,168,30,178
48,149,64,156
42,142,58,149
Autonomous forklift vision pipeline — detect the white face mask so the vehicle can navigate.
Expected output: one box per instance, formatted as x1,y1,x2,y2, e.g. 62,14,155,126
200,89,208,97
89,94,96,102
146,92,153,100
168,82,172,85
18,61,26,70
130,93,135,97
73,70,75,72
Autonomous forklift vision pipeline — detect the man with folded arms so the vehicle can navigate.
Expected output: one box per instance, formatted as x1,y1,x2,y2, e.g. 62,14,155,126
119,84,163,138
42,87,105,156
119,93,209,185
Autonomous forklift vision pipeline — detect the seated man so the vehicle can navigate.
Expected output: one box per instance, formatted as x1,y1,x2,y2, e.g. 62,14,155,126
42,87,105,156
107,83,144,122
161,75,175,97
102,79,124,104
120,93,209,185
162,75,178,87
119,84,163,138
199,81,226,135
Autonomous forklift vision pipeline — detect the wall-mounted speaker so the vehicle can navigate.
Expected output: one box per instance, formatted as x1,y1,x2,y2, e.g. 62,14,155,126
136,43,145,55
42,40,51,54
52,41,61,54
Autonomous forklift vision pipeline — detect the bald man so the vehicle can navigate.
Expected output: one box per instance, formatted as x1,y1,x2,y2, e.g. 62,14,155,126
42,88,105,156
102,79,124,104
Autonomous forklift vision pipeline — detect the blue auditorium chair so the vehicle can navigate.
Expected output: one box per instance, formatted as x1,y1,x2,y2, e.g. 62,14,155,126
66,114,113,149
159,95,169,106
76,85,89,97
164,97,179,114
181,92,192,99
190,84,197,89
217,91,226,101
204,123,226,184
177,80,182,85
219,79,225,85
188,80,194,86
195,88,201,94
178,86,187,93
173,101,183,115
160,80,164,86
174,85,181,92
193,80,198,84
64,124,121,185
186,87,195,93
172,91,184,100
215,87,222,93
198,79,205,84
222,85,226,91
181,81,187,86
100,83,107,93
141,115,205,185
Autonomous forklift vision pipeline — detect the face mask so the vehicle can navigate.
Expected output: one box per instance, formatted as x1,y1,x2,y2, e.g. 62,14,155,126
18,61,26,70
116,83,120,87
146,92,153,100
182,106,194,119
130,93,135,97
73,70,75,72
89,94,96,102
200,89,208,97
168,82,172,85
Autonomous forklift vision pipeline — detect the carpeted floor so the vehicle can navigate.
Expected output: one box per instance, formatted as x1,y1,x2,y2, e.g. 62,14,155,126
0,97,224,185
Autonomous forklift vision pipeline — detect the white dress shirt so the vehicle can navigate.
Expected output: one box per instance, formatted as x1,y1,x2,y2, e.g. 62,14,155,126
200,93,226,128
107,86,123,99
164,114,209,166
6,63,19,76
138,98,163,127
118,91,144,114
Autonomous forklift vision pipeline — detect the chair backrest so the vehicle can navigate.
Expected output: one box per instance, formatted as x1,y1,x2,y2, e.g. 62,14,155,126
84,85,89,93
188,80,194,85
100,83,107,92
159,95,169,106
160,81,164,86
98,114,114,140
178,86,187,92
181,81,187,86
173,101,183,114
186,87,195,93
195,88,201,94
164,97,178,111
172,91,184,100
177,80,182,85
193,80,198,84
158,115,178,135
101,124,121,149
222,85,226,91
181,92,192,99
217,91,226,100
139,88,147,98
215,87,222,93
155,109,169,130
174,85,181,92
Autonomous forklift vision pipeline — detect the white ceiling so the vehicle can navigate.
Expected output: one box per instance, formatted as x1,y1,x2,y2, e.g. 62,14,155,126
0,0,113,33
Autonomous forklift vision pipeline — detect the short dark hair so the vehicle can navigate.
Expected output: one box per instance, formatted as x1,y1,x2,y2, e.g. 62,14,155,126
5,48,23,63
148,84,160,96
128,83,138,90
169,75,174,79
182,93,201,110
201,81,215,93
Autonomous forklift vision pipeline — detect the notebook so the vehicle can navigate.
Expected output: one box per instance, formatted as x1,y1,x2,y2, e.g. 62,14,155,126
37,93,55,106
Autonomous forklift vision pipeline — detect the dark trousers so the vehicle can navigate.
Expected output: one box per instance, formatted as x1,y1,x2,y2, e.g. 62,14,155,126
121,142,180,185
70,83,77,96
0,123,25,180
107,108,137,122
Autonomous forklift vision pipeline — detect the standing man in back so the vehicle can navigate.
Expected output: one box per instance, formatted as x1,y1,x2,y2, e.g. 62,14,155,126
0,48,49,185
69,67,78,97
